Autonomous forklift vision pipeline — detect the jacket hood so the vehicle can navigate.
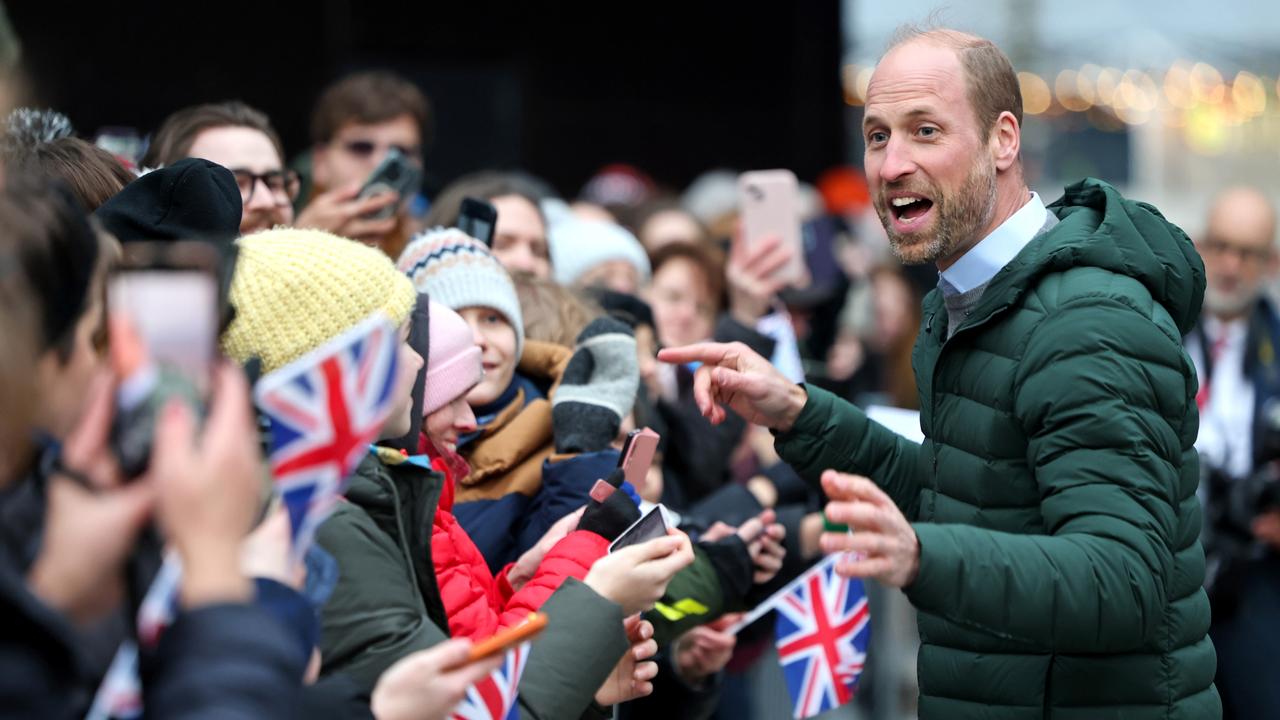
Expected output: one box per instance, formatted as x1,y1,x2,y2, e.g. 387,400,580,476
1024,178,1205,334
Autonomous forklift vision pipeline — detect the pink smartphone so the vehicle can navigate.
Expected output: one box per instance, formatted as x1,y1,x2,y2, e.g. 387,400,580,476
738,169,805,286
619,427,660,489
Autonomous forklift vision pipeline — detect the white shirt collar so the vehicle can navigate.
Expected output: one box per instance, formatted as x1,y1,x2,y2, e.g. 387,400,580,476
940,192,1046,294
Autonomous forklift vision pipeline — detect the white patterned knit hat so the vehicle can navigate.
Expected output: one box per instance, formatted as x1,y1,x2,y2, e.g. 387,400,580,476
396,227,525,361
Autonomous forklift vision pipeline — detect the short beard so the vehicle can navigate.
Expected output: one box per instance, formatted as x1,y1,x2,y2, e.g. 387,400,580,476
876,156,998,266
1203,283,1261,319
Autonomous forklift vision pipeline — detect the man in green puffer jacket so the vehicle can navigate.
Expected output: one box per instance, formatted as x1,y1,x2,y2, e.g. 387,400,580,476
659,26,1220,720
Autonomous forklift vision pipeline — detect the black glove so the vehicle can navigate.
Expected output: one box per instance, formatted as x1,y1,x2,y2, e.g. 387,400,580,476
577,469,640,541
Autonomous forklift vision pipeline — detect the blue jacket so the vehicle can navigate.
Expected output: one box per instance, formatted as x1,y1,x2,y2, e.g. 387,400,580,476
0,560,307,719
456,340,619,571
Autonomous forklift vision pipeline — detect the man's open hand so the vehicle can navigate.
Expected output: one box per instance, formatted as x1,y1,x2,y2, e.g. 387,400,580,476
820,471,920,588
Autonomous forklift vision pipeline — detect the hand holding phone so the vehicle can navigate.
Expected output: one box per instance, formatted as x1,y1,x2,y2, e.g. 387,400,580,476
293,185,399,243
26,371,156,625
586,529,694,616
737,169,806,287
108,241,221,478
357,148,422,221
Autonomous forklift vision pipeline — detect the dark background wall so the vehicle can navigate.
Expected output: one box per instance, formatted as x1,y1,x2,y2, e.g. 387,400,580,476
8,1,845,197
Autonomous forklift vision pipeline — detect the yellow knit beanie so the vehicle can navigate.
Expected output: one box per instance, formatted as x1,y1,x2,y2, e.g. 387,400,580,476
222,228,417,374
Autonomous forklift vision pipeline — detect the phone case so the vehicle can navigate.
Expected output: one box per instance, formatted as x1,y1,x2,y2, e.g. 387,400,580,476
738,169,806,286
621,428,659,488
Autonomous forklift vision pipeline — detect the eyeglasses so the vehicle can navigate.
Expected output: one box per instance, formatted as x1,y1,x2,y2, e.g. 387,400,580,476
337,139,422,160
231,168,300,205
1200,237,1272,264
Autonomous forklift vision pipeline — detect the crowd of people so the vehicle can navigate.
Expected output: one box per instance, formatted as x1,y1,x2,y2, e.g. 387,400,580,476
0,20,1274,720
0,58,892,720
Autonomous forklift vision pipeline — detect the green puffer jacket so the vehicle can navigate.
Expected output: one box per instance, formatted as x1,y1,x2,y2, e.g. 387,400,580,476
777,179,1220,719
316,450,629,719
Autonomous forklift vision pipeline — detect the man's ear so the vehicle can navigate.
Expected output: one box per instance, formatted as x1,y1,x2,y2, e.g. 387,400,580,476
990,110,1021,172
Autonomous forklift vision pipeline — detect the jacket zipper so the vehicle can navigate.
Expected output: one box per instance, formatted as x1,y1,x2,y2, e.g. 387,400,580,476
923,301,1014,520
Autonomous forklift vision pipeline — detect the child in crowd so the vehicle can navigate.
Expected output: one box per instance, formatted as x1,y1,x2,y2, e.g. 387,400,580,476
398,228,640,571
416,299,647,640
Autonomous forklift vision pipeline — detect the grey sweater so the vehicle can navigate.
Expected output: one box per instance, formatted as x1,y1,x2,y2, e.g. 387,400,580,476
940,209,1059,339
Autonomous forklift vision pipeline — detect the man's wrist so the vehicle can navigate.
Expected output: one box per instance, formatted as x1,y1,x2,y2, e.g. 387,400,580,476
902,528,922,589
776,383,809,434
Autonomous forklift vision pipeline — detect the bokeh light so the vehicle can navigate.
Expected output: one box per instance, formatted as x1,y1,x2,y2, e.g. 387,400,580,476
1018,72,1052,115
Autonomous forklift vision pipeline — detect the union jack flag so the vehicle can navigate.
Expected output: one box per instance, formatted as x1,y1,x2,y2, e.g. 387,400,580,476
775,555,871,719
255,312,401,554
451,642,530,720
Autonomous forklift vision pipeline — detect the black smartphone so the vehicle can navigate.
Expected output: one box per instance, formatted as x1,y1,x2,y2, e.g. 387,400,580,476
608,504,670,553
107,241,221,478
358,148,422,220
458,196,498,246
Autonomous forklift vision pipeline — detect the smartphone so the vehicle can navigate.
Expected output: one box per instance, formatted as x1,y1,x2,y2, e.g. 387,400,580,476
458,197,498,246
609,504,670,554
617,427,659,489
108,241,221,477
358,148,423,220
738,169,806,286
466,612,549,662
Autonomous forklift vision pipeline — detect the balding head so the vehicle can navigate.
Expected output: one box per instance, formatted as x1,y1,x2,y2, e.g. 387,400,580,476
1207,187,1277,246
1200,186,1278,320
883,26,1023,141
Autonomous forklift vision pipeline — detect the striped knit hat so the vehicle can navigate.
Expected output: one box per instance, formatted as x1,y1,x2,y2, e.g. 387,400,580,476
396,227,524,361
222,227,417,374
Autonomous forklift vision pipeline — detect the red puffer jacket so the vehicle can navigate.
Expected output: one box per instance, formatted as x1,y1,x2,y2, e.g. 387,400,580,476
424,440,608,640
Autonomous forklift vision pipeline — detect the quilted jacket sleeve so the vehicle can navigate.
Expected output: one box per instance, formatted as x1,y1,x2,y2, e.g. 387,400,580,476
316,504,451,693
496,530,609,630
905,297,1182,653
775,385,927,518
517,578,628,720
